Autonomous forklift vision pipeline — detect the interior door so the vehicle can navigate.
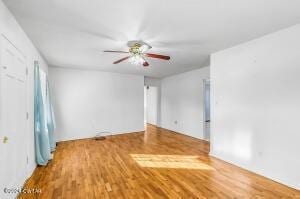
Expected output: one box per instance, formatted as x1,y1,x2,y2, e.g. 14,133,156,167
0,36,28,198
146,86,158,126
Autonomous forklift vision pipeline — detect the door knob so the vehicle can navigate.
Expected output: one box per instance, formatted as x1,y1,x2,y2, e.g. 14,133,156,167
3,136,8,144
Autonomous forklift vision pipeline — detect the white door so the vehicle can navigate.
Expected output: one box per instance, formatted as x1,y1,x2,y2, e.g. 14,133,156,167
146,86,158,126
0,37,28,198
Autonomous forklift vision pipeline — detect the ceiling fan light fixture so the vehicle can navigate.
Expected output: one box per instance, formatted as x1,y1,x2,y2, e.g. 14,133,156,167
139,44,151,53
129,54,145,65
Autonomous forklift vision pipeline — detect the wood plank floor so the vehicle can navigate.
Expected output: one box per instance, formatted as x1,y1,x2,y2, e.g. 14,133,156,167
20,125,300,198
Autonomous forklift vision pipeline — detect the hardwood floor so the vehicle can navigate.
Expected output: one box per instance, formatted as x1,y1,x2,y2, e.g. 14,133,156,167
20,125,300,198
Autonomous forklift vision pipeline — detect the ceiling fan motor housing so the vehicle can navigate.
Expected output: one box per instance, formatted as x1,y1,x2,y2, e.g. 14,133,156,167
129,43,142,55
127,40,152,55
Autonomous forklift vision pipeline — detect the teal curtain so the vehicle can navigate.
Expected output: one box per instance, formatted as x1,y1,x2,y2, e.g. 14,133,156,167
46,79,56,152
34,62,56,165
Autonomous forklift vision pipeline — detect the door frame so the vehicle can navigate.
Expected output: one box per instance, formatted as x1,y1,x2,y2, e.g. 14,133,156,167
203,79,210,142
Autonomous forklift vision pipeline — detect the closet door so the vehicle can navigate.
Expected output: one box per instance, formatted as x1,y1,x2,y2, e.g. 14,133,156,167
0,37,27,198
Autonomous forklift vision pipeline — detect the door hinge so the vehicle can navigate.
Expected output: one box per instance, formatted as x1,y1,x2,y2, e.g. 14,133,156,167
26,67,28,75
26,112,29,120
27,156,29,164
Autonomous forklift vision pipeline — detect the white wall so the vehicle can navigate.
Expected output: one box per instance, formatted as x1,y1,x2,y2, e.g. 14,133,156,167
0,0,48,181
161,67,210,139
210,24,300,190
49,67,144,141
146,86,158,125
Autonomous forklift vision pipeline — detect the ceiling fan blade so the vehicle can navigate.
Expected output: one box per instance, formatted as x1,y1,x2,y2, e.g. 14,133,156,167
145,53,170,60
143,61,149,67
113,56,130,64
141,57,149,67
104,50,129,53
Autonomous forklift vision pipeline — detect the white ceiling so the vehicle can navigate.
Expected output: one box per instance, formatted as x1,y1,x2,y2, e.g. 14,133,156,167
4,0,300,77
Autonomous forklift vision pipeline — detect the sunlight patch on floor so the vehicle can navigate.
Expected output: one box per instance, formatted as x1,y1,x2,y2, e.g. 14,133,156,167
130,154,215,170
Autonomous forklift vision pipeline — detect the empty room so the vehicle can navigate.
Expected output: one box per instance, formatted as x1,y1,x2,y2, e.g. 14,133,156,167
0,0,299,198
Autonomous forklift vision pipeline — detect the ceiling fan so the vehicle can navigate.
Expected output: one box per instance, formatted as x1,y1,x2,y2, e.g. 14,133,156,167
104,40,170,67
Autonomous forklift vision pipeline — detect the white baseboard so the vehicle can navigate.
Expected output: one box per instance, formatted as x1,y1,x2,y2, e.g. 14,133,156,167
209,151,300,191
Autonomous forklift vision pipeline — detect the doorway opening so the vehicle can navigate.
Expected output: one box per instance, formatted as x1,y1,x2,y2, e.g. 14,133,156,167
203,79,210,142
144,86,158,128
